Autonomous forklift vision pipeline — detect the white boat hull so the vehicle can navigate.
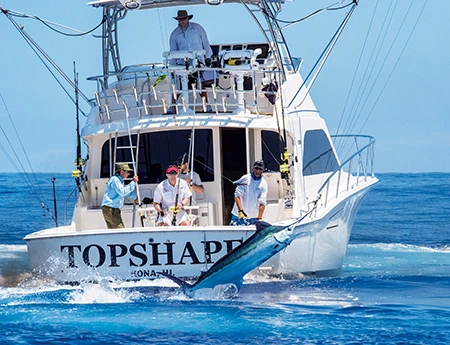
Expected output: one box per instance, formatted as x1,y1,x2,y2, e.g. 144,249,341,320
25,183,373,283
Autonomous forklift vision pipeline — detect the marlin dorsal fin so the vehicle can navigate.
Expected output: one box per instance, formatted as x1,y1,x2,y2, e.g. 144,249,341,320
157,271,192,291
255,220,272,232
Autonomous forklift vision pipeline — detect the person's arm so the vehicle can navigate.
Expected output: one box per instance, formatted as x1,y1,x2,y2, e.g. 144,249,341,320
178,180,192,209
153,186,165,216
190,172,204,194
234,196,243,211
256,181,268,220
169,30,177,51
125,175,139,199
199,25,213,58
111,176,136,198
234,196,248,218
257,204,265,220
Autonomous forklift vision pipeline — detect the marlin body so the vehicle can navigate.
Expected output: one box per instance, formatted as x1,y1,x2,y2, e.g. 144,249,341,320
159,214,315,297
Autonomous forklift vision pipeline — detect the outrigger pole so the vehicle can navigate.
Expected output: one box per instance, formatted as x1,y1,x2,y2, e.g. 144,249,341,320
287,1,359,108
73,62,83,193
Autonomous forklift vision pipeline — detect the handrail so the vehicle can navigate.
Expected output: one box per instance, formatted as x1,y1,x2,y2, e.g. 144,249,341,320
63,186,79,225
91,64,283,119
316,134,376,208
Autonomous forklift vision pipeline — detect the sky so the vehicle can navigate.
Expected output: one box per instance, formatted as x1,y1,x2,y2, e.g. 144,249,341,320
0,0,448,173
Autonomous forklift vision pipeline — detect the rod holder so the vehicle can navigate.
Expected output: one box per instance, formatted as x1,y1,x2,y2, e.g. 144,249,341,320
142,99,149,115
105,104,111,120
113,89,119,104
133,87,139,103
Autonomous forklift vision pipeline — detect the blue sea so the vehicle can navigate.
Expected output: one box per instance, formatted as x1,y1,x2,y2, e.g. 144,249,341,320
0,173,449,344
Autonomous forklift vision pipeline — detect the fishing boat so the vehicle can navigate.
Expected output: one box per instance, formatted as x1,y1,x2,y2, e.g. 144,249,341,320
13,0,377,283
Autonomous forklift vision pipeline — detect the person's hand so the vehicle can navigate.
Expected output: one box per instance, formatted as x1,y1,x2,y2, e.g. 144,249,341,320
132,175,139,183
238,209,248,219
176,203,183,211
185,176,191,185
133,197,139,204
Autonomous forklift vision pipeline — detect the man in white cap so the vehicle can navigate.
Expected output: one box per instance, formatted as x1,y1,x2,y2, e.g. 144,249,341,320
169,9,214,112
101,163,139,229
230,160,268,226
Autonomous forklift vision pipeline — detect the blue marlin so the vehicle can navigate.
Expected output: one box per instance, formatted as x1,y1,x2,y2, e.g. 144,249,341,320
158,211,315,297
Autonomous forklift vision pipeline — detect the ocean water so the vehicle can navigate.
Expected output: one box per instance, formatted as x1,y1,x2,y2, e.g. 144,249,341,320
0,173,449,344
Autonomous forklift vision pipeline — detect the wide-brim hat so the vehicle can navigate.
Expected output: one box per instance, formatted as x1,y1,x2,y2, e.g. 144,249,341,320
173,10,193,20
116,163,133,172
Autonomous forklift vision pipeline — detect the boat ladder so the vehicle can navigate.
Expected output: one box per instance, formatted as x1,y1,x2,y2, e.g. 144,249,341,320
109,130,141,181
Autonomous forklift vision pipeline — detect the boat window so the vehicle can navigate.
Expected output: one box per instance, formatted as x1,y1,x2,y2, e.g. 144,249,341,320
303,130,339,176
261,130,283,172
101,129,214,184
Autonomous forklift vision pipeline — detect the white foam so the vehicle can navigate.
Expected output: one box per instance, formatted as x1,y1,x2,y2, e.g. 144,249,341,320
68,280,142,304
349,243,450,253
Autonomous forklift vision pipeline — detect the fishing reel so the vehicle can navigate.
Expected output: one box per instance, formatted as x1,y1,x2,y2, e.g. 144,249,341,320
169,206,179,214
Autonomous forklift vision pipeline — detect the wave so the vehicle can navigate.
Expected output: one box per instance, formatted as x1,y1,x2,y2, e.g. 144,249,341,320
0,244,31,287
349,242,450,253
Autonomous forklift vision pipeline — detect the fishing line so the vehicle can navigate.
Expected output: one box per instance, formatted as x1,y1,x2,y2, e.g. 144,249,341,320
0,92,53,218
335,0,427,161
334,0,380,139
1,7,105,37
334,0,396,158
262,0,354,26
341,0,399,140
2,9,91,110
357,0,429,133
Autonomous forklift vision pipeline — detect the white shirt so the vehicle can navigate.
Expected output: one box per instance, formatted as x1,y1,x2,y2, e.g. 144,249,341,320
169,22,213,64
153,178,192,210
232,173,268,218
179,170,203,204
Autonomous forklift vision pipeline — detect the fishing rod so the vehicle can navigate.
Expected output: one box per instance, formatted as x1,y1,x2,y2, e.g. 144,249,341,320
51,177,58,227
171,153,187,226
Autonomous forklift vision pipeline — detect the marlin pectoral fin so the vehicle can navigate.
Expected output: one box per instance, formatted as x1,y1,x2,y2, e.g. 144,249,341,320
157,271,192,291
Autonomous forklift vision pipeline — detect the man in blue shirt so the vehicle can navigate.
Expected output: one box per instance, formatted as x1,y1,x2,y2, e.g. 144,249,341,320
101,163,139,229
169,9,214,112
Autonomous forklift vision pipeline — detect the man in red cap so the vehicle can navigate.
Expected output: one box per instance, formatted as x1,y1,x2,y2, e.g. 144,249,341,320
153,165,192,226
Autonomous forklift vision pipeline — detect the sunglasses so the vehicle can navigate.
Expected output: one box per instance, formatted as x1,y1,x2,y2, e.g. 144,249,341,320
177,17,188,21
167,171,178,175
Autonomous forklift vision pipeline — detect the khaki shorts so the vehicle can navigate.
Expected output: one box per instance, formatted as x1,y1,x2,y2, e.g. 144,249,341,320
157,209,190,226
102,205,125,229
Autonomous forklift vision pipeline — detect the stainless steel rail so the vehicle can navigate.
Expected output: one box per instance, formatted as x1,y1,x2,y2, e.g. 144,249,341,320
88,65,282,119
317,134,376,208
